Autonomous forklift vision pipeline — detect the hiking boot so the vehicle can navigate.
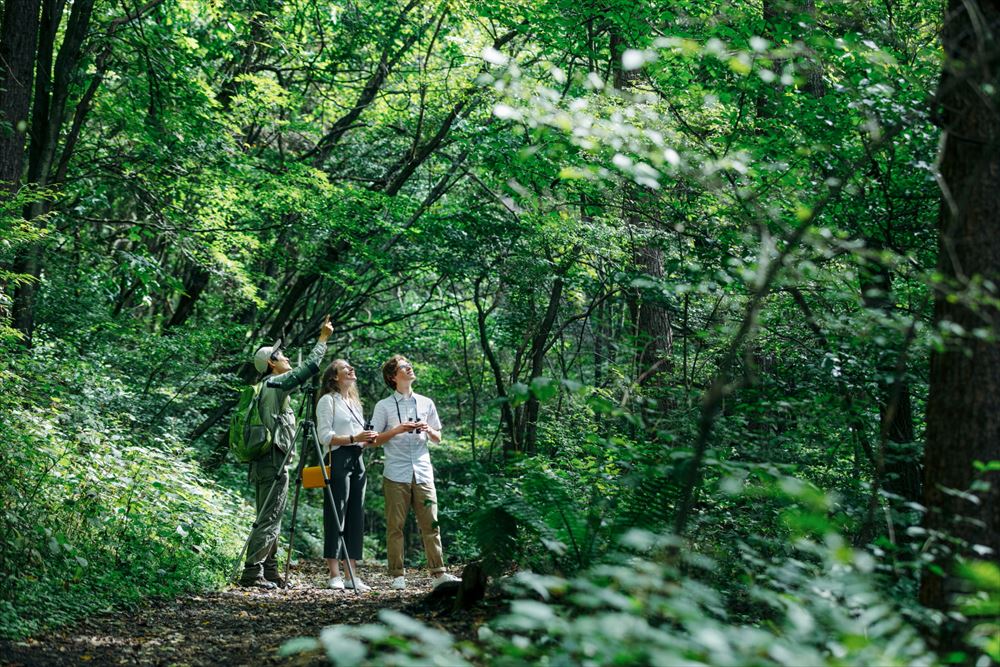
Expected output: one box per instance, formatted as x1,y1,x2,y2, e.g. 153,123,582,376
239,575,277,590
390,576,406,590
263,570,286,588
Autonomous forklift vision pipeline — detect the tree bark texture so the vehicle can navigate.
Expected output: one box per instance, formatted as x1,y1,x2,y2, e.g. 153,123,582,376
10,0,96,345
0,0,42,190
631,243,673,384
166,264,212,329
609,27,674,397
522,275,565,455
920,0,1000,620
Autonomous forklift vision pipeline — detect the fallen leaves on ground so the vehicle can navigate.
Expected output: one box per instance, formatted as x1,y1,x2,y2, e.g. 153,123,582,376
0,560,494,666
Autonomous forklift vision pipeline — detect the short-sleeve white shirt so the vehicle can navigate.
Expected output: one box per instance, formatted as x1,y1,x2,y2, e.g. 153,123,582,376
316,393,365,454
371,391,441,484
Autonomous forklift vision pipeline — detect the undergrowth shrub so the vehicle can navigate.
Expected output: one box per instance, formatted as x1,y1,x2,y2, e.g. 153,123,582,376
285,476,947,666
0,348,249,639
480,527,934,667
471,457,620,577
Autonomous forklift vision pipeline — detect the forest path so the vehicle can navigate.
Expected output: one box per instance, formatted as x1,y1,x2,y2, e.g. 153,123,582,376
1,561,481,666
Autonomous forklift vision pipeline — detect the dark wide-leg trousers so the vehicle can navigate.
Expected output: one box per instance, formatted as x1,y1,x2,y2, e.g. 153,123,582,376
323,447,367,560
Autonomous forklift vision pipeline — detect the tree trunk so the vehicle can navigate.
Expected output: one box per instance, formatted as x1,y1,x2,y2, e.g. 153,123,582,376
10,0,96,345
522,275,565,455
0,0,42,190
166,264,211,329
631,243,673,384
920,0,1000,645
473,277,518,456
610,26,674,404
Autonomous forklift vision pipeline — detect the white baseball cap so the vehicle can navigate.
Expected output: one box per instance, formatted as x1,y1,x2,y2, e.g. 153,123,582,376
253,338,282,373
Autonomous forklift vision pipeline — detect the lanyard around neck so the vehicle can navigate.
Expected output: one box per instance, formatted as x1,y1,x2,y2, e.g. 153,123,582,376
336,394,364,427
393,394,417,423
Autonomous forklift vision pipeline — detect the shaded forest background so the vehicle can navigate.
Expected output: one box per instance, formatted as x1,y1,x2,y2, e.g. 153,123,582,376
1,0,998,664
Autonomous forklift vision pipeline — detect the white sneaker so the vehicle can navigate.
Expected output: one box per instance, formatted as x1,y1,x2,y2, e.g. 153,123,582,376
328,575,345,590
344,577,371,592
432,572,460,589
390,576,406,590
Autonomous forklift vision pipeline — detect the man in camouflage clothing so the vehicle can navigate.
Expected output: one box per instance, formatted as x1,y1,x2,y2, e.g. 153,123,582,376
239,316,332,589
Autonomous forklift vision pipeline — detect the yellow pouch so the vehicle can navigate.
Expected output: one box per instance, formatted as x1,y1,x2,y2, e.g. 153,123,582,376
302,465,331,489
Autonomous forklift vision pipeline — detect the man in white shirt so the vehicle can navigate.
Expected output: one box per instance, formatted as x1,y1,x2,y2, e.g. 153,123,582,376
371,355,459,590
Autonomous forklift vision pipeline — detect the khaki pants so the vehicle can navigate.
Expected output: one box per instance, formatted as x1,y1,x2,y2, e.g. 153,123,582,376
383,475,445,577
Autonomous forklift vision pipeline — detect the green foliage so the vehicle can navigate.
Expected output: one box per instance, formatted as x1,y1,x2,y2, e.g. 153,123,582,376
955,561,1000,663
282,610,475,667
0,188,50,343
1,0,993,664
481,528,933,666
0,348,249,639
289,479,939,666
470,456,621,577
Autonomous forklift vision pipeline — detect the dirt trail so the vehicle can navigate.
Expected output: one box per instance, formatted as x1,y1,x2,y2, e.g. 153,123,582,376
1,561,485,666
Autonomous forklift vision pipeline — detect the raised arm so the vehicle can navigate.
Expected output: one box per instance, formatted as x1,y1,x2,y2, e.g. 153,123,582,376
267,316,333,392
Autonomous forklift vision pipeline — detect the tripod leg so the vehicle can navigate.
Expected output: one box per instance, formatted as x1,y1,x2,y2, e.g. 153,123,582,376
231,423,303,584
309,425,360,595
283,483,303,582
282,421,316,584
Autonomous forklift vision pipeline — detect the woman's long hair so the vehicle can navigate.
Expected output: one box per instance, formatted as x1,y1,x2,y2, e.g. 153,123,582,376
318,359,361,408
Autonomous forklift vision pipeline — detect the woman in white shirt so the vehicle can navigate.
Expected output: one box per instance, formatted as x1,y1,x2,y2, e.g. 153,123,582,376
316,359,377,591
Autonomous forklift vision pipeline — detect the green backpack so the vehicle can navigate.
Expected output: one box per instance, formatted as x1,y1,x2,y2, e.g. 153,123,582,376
228,382,272,463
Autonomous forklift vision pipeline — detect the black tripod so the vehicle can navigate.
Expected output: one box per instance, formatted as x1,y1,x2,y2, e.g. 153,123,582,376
284,420,359,594
231,419,358,595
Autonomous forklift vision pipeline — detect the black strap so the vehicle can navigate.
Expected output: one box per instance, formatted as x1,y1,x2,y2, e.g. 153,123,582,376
335,394,365,427
393,395,418,423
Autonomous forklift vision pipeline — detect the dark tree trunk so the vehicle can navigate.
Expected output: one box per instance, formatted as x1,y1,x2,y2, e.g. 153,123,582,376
10,0,96,345
630,243,673,384
10,250,40,337
624,195,673,420
609,27,673,402
166,265,211,329
25,0,96,192
473,277,518,457
0,0,42,190
920,0,1000,646
880,389,919,503
522,275,564,455
25,0,64,189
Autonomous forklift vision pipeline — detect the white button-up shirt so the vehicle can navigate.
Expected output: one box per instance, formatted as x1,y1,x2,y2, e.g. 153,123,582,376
316,393,365,454
371,391,441,484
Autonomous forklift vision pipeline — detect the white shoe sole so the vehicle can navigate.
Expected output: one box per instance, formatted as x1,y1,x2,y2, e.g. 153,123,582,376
345,581,371,592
